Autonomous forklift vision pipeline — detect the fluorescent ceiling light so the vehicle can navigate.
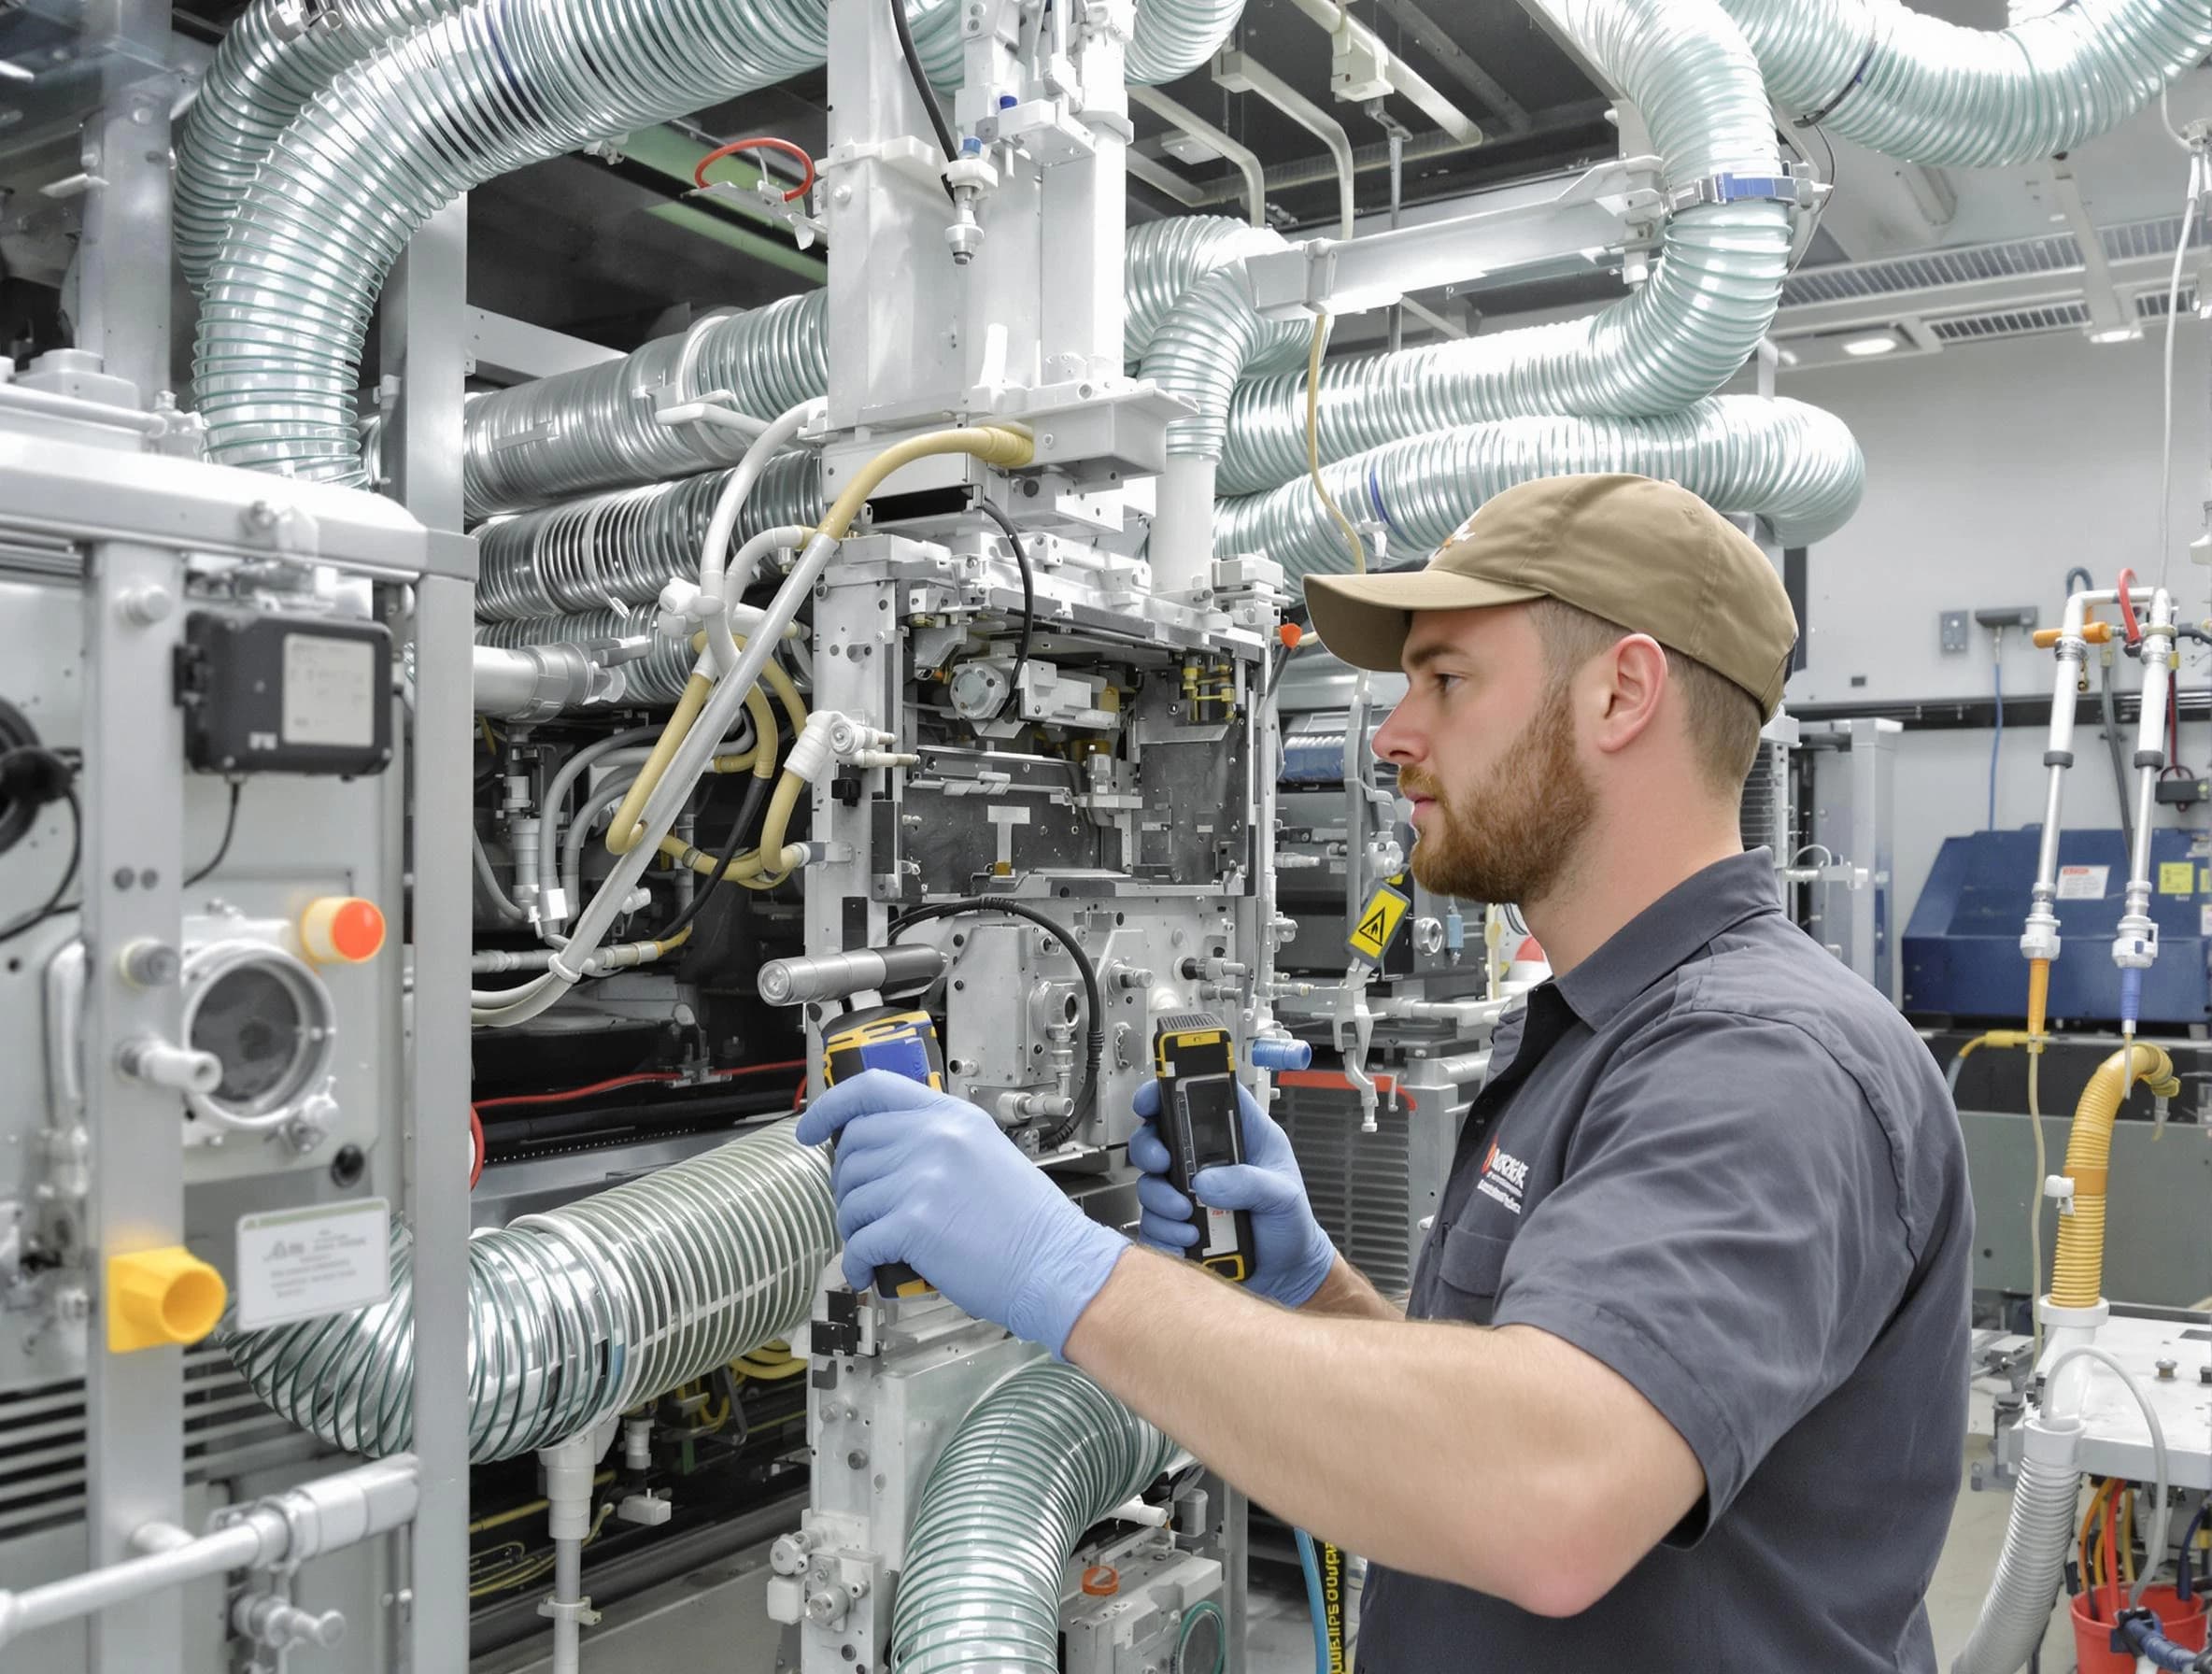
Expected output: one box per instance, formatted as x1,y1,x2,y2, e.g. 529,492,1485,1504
2088,325,2142,345
1840,332,1899,358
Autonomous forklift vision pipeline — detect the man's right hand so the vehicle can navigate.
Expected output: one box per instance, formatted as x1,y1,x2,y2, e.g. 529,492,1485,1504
1128,1078,1338,1309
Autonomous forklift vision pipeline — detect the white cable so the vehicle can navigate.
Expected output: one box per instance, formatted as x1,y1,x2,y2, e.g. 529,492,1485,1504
698,399,826,676
2042,1344,2173,1610
2155,148,2203,595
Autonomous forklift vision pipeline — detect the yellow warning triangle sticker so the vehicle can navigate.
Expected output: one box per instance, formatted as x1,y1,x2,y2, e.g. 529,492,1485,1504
1357,904,1391,943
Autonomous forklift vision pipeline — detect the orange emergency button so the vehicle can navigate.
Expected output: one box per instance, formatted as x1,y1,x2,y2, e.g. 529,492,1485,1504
301,896,386,964
1081,1567,1119,1596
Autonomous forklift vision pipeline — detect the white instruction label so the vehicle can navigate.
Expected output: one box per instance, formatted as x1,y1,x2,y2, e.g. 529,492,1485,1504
2054,864,2110,901
2200,904,2212,939
282,633,376,747
234,1199,390,1330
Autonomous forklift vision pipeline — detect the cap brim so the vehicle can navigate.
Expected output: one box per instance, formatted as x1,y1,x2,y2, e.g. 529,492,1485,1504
1301,569,1547,672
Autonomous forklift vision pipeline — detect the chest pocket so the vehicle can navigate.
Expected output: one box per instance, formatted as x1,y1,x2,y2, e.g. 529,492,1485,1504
1426,1224,1514,1326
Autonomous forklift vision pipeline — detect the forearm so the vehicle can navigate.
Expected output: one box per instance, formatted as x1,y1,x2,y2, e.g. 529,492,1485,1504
1064,1247,1653,1610
1299,1254,1402,1320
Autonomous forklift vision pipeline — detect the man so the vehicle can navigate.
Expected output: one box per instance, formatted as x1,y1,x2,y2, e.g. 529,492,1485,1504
799,474,1972,1670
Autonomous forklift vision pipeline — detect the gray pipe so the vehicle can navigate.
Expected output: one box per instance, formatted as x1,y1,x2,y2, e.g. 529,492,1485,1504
1212,394,1865,575
889,1359,1178,1672
221,1119,833,1462
1948,1417,2084,1674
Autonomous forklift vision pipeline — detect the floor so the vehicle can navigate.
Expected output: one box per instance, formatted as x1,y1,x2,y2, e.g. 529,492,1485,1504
1242,1441,2077,1670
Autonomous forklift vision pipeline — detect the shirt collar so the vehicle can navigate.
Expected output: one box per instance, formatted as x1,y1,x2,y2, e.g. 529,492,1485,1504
1550,848,1781,1029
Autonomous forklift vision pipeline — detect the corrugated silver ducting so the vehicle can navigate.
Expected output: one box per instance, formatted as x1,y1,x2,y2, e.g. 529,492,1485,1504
171,0,457,288
1125,0,1245,83
1206,0,1792,491
475,611,699,706
1726,0,2212,169
889,1360,1177,1673
1212,395,1865,577
464,307,827,521
1138,246,1314,460
475,453,823,619
221,1120,834,1463
1123,215,1280,363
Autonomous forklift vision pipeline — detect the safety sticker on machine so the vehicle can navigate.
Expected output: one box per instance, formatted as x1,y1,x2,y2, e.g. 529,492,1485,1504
2159,861,2195,896
2054,864,2108,901
234,1199,391,1330
1347,884,1412,965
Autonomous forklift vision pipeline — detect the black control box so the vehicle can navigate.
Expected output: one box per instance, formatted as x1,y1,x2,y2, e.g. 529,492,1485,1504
176,611,393,776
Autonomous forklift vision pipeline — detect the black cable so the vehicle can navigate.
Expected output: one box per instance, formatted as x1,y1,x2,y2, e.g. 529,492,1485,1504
184,779,243,887
891,897,1103,1149
888,0,959,203
971,498,1036,714
648,770,774,945
0,786,78,947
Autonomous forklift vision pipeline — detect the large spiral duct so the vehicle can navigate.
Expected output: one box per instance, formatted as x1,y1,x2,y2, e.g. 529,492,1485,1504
1200,0,1791,492
1724,0,2212,170
1138,248,1314,461
464,297,829,520
220,1119,834,1463
1124,215,1283,364
1213,396,1865,576
475,454,823,618
889,1359,1178,1673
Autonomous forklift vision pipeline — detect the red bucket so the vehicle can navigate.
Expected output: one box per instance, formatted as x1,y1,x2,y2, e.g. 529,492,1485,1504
2070,1583,2208,1674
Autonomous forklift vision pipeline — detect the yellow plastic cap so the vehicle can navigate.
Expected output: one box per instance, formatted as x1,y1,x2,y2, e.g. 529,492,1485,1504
106,1247,227,1353
300,896,386,964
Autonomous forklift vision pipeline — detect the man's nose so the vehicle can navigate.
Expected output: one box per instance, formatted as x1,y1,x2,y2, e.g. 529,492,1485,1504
1373,698,1419,764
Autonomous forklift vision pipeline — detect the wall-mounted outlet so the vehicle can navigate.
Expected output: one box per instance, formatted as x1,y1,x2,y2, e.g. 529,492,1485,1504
1939,611,1969,654
1974,604,2040,631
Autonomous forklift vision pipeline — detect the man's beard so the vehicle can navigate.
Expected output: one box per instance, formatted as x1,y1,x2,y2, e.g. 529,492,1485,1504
1398,689,1595,907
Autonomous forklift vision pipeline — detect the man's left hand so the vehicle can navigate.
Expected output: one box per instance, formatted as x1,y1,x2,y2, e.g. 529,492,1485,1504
795,1070,1129,1357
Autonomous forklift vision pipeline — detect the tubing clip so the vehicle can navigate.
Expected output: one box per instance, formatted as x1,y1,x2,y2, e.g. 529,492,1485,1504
1667,169,1821,214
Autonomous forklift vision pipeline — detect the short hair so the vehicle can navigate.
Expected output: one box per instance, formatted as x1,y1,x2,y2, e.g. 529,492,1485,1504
1526,598,1764,800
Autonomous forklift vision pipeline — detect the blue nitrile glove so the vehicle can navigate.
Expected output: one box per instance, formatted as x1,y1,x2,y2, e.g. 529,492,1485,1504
796,1070,1129,1357
1129,1077,1337,1309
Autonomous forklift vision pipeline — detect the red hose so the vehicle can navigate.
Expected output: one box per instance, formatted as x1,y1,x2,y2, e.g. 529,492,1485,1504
471,1060,810,1185
469,1106,485,1189
2118,567,2145,645
693,137,815,201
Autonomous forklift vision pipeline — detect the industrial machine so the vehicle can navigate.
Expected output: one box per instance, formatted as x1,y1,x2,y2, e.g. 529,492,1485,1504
3,0,2205,1671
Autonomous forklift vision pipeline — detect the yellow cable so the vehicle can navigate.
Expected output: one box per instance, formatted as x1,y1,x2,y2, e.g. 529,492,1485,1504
2028,1045,2046,1363
1304,311,1366,575
604,671,714,856
467,1470,615,1534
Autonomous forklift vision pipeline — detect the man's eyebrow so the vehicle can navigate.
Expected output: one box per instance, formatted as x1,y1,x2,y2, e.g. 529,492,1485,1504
1402,641,1464,672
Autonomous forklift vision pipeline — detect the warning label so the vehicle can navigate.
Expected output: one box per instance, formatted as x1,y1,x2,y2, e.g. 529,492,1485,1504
2054,864,2109,901
234,1199,390,1330
1346,884,1412,965
2160,861,2195,897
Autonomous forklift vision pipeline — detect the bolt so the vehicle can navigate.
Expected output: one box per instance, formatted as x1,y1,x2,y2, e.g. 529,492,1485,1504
846,1449,868,1469
118,584,172,626
111,867,135,891
117,939,178,987
52,1285,88,1323
2157,1357,2179,1381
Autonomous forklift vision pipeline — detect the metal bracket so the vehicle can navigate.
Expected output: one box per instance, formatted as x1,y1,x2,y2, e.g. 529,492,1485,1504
1665,169,1822,213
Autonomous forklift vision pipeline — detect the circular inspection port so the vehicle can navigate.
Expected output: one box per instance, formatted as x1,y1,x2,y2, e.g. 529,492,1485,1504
180,940,338,1134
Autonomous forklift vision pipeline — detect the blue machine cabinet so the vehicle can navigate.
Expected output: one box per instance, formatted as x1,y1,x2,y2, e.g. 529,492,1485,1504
1902,829,2212,1026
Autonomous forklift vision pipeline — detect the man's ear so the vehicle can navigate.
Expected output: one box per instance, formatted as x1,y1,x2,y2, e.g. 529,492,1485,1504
1589,633,1668,758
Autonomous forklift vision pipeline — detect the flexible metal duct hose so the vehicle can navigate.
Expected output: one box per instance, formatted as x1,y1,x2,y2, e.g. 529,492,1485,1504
221,1120,833,1462
1126,0,1246,93
463,296,829,520
1123,215,1277,363
1138,245,1314,460
1949,1432,2082,1674
475,453,823,619
1212,396,1865,576
172,0,455,288
1210,0,1790,493
890,1360,1178,1672
1725,0,2212,169
475,610,700,705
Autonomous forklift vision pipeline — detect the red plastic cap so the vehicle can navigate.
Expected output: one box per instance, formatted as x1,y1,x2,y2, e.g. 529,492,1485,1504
1081,1566,1119,1596
1278,622,1304,649
302,896,386,964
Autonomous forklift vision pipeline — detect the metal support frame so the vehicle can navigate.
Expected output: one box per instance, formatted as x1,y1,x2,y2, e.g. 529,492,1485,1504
1128,85,1267,227
71,34,172,405
379,197,475,1674
1278,0,1482,145
2048,159,2133,343
465,308,625,387
1213,47,1357,239
1368,0,1532,131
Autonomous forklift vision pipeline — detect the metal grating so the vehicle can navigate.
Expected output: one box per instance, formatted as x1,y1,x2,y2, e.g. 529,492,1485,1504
0,1346,310,1541
1740,737,1790,858
1930,302,2090,342
1781,213,2212,311
1279,1092,1416,1296
2137,284,2201,319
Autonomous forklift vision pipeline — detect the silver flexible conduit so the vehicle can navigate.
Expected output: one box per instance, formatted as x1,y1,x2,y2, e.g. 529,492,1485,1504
1725,0,2212,169
221,1120,834,1462
185,0,1247,477
464,296,830,520
475,611,700,706
1212,396,1865,576
1949,1434,2081,1674
889,1360,1177,1673
475,454,822,617
1137,246,1314,461
1212,0,1790,492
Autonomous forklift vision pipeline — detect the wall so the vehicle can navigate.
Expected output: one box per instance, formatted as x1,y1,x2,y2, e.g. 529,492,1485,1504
1780,326,2212,941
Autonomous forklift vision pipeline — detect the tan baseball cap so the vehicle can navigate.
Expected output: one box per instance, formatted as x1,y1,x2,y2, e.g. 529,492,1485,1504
1302,473,1799,717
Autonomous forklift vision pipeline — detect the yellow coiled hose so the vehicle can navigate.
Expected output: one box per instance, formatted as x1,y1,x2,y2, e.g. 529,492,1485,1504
2049,1044,2179,1308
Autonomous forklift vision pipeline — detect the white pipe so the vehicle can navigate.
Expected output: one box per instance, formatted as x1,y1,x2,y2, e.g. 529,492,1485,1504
696,398,825,676
1213,48,1355,239
1152,455,1219,595
1127,86,1268,227
532,725,664,927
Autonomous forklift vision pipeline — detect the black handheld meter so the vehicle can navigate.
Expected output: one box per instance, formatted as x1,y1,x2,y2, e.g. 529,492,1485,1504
819,1003,944,1298
1151,1011,1255,1284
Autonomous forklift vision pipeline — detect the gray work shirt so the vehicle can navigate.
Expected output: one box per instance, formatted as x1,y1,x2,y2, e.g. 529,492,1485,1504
1358,849,1971,1673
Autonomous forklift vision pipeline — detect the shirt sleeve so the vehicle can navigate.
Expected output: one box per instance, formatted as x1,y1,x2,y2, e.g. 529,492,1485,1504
1486,1008,1912,1537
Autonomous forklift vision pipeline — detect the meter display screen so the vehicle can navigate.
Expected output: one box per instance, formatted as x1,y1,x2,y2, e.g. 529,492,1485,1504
1180,1078,1241,1168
